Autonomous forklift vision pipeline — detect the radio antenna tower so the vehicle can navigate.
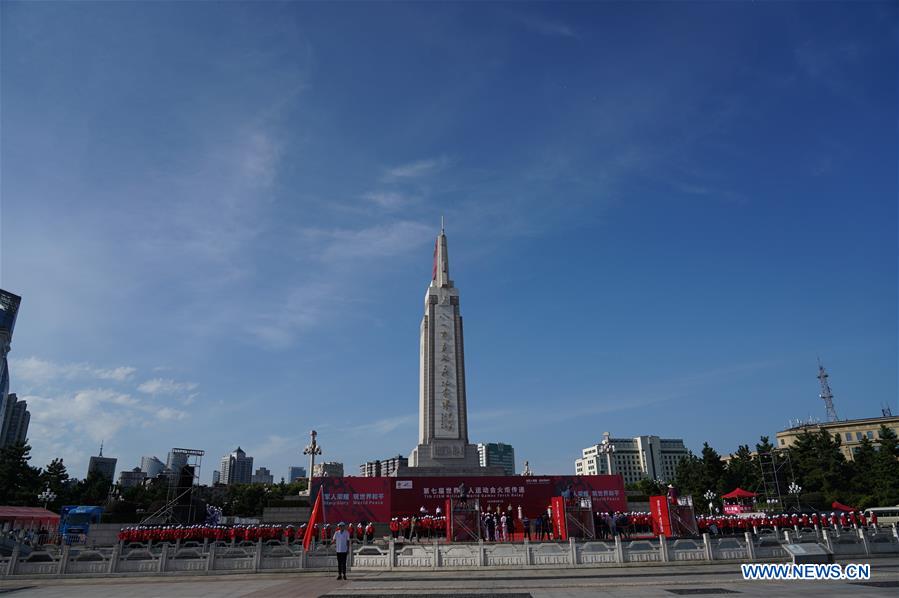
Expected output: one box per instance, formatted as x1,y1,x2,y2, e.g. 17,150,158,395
817,358,839,422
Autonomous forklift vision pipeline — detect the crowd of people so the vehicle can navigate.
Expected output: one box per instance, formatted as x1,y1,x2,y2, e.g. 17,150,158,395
114,509,884,546
388,514,447,541
116,522,376,544
696,510,879,535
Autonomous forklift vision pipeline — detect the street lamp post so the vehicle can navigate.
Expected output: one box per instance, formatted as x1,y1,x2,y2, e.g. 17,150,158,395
788,482,802,509
703,489,716,515
38,487,56,510
303,430,322,495
598,433,615,475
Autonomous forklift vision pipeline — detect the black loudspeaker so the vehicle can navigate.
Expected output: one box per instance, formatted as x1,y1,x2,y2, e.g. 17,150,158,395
177,465,195,505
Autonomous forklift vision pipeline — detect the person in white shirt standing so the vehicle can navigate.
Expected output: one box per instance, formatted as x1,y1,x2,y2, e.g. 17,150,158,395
332,522,351,580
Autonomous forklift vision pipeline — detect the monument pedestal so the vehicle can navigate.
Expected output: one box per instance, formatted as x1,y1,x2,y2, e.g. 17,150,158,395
403,441,505,477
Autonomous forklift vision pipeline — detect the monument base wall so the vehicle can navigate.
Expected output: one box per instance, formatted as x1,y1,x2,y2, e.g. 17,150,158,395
408,441,482,469
394,464,507,477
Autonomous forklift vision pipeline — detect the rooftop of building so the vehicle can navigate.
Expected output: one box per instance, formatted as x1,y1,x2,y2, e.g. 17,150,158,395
778,413,899,433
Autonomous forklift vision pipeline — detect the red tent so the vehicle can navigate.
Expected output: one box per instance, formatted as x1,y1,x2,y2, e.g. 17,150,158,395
722,488,757,499
0,506,60,529
831,501,857,512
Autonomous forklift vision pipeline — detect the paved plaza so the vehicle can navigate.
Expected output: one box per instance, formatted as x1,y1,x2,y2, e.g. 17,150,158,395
1,557,898,598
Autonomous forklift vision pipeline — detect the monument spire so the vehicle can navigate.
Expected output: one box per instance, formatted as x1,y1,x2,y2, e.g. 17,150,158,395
405,223,503,475
433,224,451,288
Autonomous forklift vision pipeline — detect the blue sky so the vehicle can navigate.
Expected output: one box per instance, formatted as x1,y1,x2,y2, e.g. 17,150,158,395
1,1,895,483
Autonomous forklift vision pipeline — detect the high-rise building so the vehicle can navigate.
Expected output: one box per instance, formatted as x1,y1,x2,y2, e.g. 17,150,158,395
0,289,22,448
251,467,274,484
360,461,381,477
477,443,516,476
118,467,147,488
380,454,408,476
87,443,118,481
212,470,221,485
0,393,30,448
287,466,306,483
219,447,253,485
575,433,688,485
167,450,189,473
361,454,409,477
140,456,165,478
313,461,344,477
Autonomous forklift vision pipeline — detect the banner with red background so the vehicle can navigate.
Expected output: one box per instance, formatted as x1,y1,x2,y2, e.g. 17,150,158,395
312,475,625,523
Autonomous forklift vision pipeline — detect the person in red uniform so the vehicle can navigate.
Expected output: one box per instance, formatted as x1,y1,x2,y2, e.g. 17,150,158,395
401,517,410,540
389,518,399,539
365,522,374,543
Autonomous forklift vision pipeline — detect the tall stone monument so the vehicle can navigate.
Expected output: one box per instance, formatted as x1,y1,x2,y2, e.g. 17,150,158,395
399,224,504,476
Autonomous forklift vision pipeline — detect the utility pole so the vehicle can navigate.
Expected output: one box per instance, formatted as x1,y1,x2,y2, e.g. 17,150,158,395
817,359,839,422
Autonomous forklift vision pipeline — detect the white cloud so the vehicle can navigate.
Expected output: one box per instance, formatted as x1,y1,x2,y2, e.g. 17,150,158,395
23,386,189,476
512,12,579,40
382,156,450,180
362,191,416,210
138,378,199,395
155,406,188,421
247,434,294,461
27,389,139,443
350,414,416,435
11,357,136,388
95,366,138,382
304,220,433,262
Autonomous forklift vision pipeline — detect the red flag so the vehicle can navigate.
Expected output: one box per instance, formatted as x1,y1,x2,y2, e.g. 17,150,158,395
303,491,323,551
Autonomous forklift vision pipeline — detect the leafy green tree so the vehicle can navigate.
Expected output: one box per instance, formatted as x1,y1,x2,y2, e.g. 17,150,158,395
872,425,899,506
849,437,876,496
0,442,42,505
724,445,759,493
755,436,776,456
40,458,70,509
700,443,727,496
73,471,113,506
674,451,704,502
635,478,667,496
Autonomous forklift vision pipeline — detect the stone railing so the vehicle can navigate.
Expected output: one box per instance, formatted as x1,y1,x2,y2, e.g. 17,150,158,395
3,526,898,579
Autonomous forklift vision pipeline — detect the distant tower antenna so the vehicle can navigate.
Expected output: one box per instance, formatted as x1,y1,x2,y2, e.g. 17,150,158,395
99,440,104,457
817,358,839,422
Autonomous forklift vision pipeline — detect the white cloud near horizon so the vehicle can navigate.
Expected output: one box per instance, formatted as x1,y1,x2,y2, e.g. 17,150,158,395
11,356,194,476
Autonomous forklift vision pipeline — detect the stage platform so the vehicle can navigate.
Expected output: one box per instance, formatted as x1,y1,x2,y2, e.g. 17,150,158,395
312,474,625,524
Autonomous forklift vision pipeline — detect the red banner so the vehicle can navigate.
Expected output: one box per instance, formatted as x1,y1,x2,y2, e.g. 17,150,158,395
312,475,625,523
551,496,567,540
312,477,391,523
650,495,671,537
